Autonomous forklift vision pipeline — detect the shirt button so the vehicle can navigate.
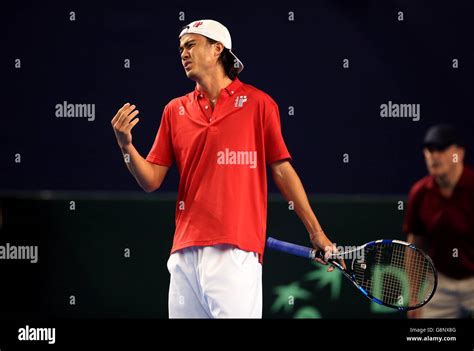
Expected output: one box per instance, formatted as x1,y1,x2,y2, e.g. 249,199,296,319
209,118,212,122
199,94,203,98
231,90,234,94
205,105,209,109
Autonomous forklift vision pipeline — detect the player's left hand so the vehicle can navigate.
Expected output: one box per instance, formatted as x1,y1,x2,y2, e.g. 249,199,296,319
310,230,346,272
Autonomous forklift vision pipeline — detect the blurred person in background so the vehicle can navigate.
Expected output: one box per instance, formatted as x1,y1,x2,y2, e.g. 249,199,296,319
404,124,474,318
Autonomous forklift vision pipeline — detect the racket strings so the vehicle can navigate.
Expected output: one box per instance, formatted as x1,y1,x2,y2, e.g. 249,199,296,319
354,243,436,307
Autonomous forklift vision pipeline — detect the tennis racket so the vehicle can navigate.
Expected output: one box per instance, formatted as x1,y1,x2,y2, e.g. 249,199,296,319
266,237,437,311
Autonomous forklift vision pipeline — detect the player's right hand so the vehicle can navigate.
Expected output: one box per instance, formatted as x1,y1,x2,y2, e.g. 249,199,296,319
111,102,140,148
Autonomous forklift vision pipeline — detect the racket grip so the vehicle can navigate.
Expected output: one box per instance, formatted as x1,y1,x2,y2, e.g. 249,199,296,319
267,237,316,259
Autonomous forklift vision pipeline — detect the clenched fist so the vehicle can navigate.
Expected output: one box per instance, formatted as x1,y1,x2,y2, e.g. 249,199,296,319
111,102,140,148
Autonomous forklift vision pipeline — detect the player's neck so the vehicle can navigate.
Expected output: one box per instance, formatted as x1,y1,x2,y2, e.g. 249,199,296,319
196,72,232,103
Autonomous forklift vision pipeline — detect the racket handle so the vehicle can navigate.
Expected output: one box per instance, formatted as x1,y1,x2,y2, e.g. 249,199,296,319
267,237,318,260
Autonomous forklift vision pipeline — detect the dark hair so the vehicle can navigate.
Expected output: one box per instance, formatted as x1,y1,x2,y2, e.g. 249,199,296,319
206,38,239,80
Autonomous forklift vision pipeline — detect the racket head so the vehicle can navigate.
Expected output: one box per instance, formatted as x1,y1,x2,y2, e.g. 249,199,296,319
332,239,438,310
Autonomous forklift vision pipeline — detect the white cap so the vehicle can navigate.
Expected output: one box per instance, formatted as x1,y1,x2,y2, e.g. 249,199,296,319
179,19,244,74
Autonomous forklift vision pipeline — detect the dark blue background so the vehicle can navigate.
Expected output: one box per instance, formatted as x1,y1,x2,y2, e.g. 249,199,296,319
4,1,473,194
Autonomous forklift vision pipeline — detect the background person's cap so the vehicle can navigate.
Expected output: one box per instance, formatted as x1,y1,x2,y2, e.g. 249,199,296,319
179,19,244,74
423,124,464,150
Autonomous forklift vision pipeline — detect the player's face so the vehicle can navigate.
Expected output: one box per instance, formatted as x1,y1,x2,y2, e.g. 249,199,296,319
179,34,219,80
423,145,463,177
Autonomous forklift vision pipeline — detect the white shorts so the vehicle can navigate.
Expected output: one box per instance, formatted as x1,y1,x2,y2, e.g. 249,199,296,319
421,272,474,318
167,244,262,318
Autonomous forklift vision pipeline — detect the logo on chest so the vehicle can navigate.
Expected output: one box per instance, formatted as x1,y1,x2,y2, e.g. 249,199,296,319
217,148,257,169
234,95,247,108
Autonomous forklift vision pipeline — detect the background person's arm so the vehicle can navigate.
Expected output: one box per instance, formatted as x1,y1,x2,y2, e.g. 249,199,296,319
407,232,427,251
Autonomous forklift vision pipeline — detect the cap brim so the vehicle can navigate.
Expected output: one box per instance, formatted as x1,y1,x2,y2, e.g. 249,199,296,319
423,142,451,150
229,50,244,74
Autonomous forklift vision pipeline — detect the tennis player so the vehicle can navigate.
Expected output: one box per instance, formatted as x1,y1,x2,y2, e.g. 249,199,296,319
404,124,474,318
111,19,338,318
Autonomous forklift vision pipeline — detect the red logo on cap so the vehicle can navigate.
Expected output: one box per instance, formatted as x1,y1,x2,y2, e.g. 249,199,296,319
193,21,204,28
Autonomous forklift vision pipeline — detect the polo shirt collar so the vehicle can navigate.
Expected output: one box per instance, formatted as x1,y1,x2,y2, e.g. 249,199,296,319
426,176,436,189
194,77,243,100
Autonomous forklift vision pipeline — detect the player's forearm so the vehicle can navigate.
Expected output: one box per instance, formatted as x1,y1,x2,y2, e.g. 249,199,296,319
121,144,157,192
272,162,324,237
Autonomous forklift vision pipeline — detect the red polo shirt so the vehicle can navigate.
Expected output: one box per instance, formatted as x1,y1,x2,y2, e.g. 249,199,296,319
403,165,474,279
146,78,291,262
